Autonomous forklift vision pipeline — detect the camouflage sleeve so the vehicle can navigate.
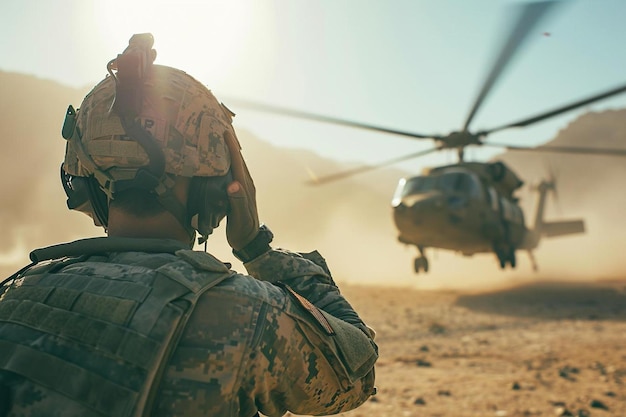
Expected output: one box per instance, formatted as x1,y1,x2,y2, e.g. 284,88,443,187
248,299,377,417
243,249,374,337
243,249,378,415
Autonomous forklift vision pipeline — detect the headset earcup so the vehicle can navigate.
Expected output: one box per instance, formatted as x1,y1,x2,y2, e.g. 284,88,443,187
86,176,109,227
187,174,232,238
60,164,109,227
187,177,205,231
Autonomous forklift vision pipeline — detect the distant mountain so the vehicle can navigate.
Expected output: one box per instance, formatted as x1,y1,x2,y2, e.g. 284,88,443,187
496,109,626,211
0,71,410,283
0,72,95,257
1,70,625,287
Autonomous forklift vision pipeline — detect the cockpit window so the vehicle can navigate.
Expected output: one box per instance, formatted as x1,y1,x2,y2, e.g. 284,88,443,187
438,173,466,192
397,172,483,198
440,172,483,197
402,176,438,195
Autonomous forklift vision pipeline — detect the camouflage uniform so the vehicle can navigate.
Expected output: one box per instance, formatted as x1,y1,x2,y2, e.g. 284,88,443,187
0,237,378,417
0,34,377,417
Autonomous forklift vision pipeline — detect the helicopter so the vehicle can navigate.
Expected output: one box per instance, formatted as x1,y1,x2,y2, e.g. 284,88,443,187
227,1,626,273
390,160,583,273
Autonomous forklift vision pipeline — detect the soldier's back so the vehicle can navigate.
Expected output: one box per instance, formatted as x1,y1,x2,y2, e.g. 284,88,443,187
0,244,314,417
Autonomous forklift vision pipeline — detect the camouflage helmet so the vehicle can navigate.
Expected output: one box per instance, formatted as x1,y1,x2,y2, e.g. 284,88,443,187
64,64,234,181
61,34,236,243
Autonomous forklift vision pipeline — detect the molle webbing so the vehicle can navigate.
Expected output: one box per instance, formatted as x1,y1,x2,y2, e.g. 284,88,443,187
0,251,230,417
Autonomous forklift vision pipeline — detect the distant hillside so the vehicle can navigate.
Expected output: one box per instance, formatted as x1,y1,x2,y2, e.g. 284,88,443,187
497,109,626,210
0,72,95,256
0,71,411,284
1,70,625,288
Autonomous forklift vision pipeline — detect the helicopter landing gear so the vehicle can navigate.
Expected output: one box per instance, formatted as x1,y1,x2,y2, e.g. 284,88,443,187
414,246,429,273
414,257,429,273
509,248,516,268
495,244,516,269
497,252,506,269
527,250,538,272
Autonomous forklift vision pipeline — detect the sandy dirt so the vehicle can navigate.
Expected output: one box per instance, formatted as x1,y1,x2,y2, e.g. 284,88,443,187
284,279,626,417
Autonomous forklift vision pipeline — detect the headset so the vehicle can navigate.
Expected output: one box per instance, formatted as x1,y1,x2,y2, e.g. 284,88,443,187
60,33,232,244
61,164,232,241
187,171,233,242
60,165,109,228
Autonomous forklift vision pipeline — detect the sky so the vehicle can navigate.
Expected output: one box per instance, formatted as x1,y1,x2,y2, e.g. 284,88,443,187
2,0,626,176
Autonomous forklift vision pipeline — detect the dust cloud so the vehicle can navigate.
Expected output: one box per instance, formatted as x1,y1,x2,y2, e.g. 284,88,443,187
492,109,626,289
1,71,626,293
284,107,626,292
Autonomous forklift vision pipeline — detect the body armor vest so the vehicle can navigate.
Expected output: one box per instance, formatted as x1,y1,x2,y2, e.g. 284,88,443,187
0,237,233,417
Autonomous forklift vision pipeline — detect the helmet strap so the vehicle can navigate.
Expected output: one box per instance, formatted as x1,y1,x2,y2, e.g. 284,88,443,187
63,34,199,247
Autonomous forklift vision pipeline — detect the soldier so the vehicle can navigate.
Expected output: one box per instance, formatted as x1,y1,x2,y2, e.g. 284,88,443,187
0,34,377,417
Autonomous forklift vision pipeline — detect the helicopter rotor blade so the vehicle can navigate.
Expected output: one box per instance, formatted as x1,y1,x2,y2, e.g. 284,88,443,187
307,147,440,185
485,142,626,157
479,82,626,135
228,98,439,140
462,0,559,131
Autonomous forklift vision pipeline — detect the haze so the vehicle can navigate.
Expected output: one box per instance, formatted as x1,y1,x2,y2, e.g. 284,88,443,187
1,71,625,291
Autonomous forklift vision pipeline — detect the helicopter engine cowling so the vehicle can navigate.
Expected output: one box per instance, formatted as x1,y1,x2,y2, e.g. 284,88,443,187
486,161,524,194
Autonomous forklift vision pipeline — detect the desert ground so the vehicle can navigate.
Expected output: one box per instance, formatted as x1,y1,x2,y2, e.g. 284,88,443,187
284,278,626,417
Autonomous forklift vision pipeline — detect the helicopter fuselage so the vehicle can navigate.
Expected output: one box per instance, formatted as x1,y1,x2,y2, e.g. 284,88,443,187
391,161,586,273
392,167,526,256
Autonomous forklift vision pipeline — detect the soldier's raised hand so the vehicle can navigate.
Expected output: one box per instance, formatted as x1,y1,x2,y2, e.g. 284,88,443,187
223,129,260,250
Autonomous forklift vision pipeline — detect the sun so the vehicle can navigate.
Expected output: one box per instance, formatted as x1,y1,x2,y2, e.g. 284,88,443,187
91,0,257,89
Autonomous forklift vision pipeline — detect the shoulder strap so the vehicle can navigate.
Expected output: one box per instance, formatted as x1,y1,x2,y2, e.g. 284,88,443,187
139,267,233,417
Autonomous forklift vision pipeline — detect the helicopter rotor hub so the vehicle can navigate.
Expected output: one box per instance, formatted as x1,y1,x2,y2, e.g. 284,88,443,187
439,131,483,149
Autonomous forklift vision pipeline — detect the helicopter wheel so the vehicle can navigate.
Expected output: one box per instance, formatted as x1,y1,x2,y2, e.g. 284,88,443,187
498,256,506,269
414,257,429,273
509,249,517,269
495,249,507,269
495,248,516,269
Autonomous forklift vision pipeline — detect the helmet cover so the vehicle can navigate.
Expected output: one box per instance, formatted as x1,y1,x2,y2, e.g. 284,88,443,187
64,65,233,181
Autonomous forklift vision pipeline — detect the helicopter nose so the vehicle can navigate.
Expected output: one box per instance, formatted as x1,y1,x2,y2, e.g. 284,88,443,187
397,195,445,222
396,192,443,209
394,195,451,235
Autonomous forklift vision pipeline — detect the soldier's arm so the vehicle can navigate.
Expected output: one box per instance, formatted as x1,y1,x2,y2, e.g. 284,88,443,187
244,248,376,338
243,248,378,415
